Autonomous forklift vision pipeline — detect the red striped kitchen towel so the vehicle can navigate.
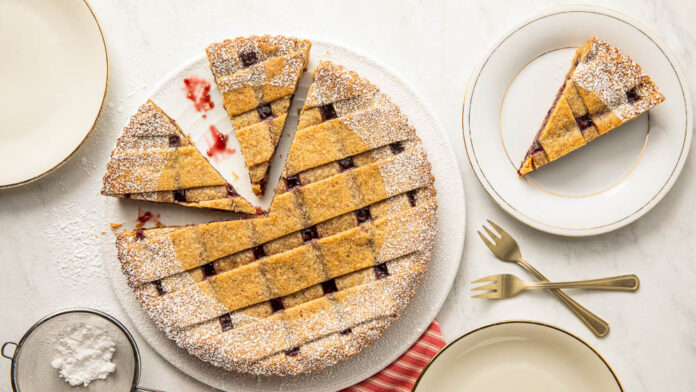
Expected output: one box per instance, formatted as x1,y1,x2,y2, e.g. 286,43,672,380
340,320,446,392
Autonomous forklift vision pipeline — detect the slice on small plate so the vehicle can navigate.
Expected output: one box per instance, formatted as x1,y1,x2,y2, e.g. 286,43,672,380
463,5,691,236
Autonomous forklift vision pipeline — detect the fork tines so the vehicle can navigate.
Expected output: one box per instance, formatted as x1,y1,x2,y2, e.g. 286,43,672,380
470,275,499,298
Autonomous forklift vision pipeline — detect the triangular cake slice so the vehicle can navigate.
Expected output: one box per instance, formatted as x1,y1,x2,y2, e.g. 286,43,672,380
206,35,310,195
102,100,256,214
518,37,665,176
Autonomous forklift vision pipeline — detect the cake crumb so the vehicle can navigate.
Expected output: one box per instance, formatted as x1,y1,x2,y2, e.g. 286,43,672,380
110,223,123,230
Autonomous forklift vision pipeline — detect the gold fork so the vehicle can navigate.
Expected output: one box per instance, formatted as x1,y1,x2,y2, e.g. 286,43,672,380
478,220,612,337
471,273,640,299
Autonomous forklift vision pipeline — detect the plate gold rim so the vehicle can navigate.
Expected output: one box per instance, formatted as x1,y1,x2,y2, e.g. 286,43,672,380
0,0,109,190
411,320,624,391
460,4,692,236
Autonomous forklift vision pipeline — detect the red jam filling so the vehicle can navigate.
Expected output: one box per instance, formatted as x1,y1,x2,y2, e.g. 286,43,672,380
206,125,235,159
183,76,215,113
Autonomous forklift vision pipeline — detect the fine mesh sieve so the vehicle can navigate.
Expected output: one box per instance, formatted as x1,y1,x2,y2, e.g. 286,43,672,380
2,309,162,392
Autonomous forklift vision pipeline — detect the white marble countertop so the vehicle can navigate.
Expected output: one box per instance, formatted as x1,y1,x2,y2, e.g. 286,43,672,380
1,0,694,390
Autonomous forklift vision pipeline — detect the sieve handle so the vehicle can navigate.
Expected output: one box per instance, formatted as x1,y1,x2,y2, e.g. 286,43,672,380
135,387,165,392
1,342,17,360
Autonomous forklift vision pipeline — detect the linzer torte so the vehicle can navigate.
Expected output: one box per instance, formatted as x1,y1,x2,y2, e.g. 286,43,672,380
112,58,438,376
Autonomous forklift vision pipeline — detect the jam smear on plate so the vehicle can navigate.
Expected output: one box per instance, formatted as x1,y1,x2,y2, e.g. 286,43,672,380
183,76,215,113
206,125,235,159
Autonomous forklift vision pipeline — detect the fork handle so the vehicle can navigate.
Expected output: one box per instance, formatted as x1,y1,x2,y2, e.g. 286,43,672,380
517,259,611,338
527,275,640,291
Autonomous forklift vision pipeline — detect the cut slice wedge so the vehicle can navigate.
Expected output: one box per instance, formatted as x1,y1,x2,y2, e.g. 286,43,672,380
518,37,665,176
206,35,311,195
102,100,256,214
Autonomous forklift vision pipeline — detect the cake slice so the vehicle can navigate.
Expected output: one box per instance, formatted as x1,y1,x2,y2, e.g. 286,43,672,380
518,37,665,176
206,35,311,195
102,100,256,214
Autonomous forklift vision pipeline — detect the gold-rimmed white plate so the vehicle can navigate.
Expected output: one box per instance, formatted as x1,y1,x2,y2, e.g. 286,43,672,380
462,5,691,236
413,321,622,392
0,0,107,188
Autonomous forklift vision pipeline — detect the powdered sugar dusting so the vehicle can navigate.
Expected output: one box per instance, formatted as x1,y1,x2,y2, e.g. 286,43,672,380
118,234,180,286
379,146,433,196
342,98,414,148
207,35,310,81
51,323,117,387
377,202,437,262
121,101,180,137
217,52,306,93
572,37,665,120
304,61,374,107
333,90,383,117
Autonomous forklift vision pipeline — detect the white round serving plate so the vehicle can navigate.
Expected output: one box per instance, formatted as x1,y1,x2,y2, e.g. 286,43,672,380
462,5,691,236
0,0,108,188
104,38,466,391
413,321,622,392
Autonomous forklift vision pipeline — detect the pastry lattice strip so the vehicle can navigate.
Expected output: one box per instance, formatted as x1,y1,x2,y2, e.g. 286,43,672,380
102,100,256,214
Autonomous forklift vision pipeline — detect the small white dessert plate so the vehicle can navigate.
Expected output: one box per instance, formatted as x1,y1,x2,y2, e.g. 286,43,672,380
0,0,107,188
413,321,623,392
462,5,691,236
